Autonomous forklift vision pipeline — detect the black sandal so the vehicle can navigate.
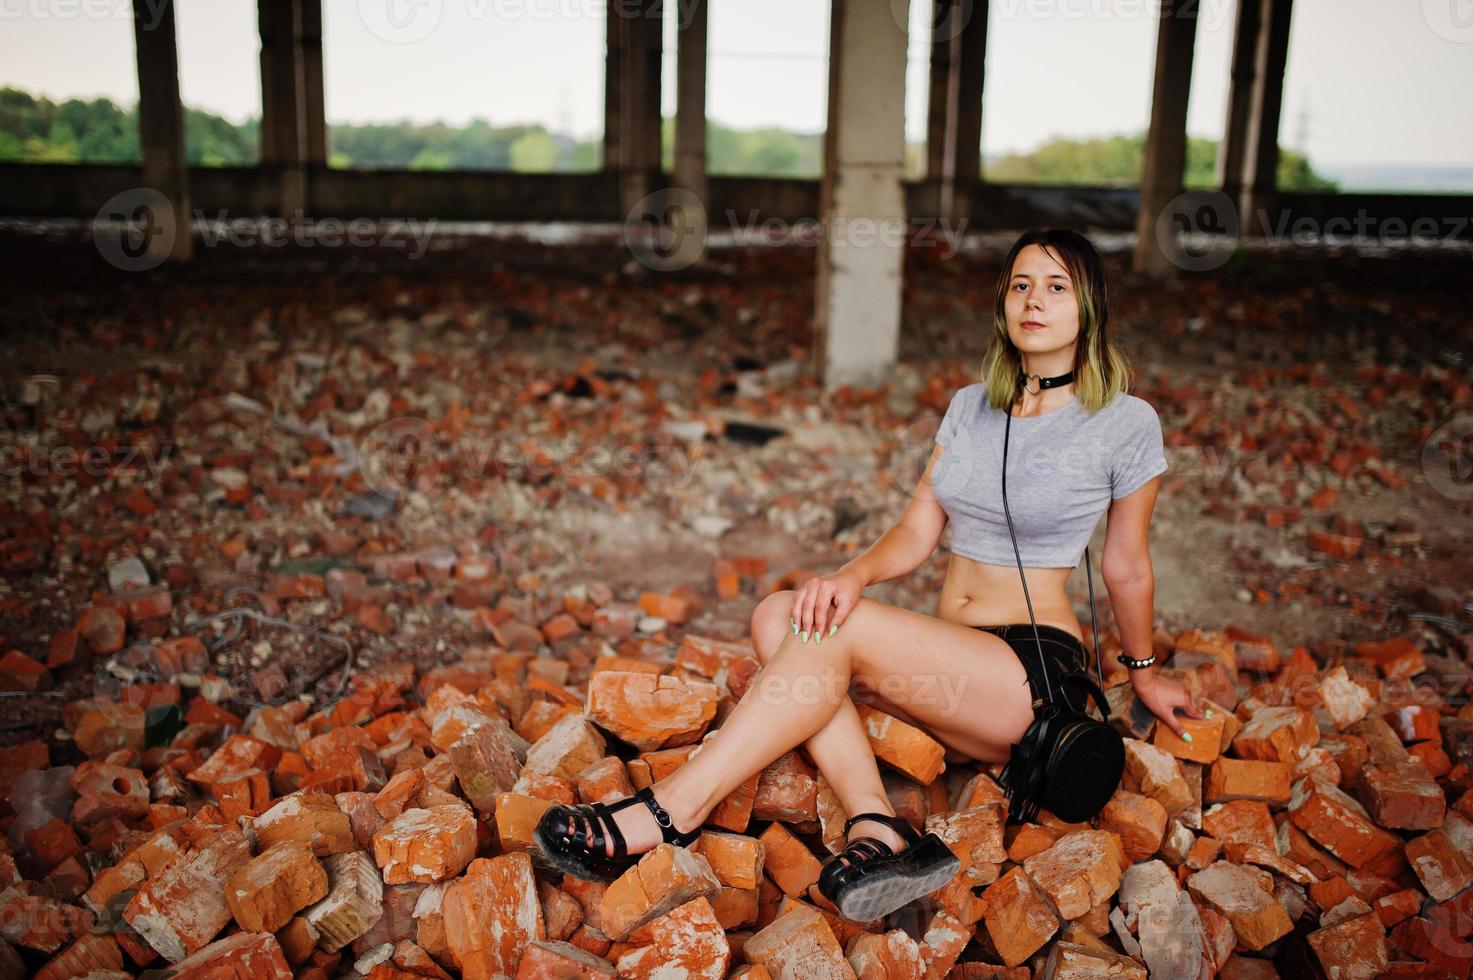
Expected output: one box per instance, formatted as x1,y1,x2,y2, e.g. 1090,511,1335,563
532,785,703,883
816,811,961,921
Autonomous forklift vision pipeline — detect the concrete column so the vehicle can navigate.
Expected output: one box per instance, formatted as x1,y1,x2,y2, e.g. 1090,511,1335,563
603,1,622,173
606,0,663,215
1239,0,1293,236
947,0,986,224
1216,0,1259,204
1131,0,1198,278
670,0,708,267
259,0,307,216
924,0,986,223
132,0,191,263
299,0,326,168
924,0,953,186
813,0,911,391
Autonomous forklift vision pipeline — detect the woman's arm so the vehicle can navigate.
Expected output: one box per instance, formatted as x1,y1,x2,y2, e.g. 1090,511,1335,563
1102,475,1202,733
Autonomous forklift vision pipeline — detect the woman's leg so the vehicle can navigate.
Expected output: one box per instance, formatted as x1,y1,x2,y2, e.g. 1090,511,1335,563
746,592,907,853
590,592,1037,858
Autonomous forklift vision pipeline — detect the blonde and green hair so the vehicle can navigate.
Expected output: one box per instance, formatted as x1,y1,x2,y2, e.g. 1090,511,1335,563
979,228,1133,416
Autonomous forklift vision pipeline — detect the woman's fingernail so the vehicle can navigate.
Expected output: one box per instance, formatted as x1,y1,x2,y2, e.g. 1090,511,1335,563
1181,731,1194,743
800,630,809,644
829,624,838,636
815,631,823,645
792,621,799,636
1205,708,1214,718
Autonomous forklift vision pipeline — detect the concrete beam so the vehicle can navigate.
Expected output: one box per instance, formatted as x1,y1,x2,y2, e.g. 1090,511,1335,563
605,0,663,215
131,0,191,262
299,0,326,168
924,0,986,223
1216,0,1259,202
1239,0,1294,235
1131,0,1198,278
814,0,911,391
671,0,708,268
259,0,307,215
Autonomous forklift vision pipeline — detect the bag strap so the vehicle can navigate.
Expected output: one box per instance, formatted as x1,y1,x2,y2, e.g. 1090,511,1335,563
1001,403,1111,719
1002,406,1054,703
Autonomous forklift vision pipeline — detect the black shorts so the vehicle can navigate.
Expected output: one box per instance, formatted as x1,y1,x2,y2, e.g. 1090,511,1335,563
974,623,1090,711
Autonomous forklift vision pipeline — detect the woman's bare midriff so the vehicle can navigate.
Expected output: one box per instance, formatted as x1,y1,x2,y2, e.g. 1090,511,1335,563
936,553,1086,646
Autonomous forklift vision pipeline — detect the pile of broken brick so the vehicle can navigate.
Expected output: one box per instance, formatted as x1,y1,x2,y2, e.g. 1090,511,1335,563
4,594,1473,979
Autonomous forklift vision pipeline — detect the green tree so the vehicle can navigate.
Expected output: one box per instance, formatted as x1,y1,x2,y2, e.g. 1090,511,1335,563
408,146,452,170
509,130,558,171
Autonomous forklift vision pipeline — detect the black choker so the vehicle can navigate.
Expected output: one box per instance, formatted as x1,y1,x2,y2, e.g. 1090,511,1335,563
1018,369,1075,394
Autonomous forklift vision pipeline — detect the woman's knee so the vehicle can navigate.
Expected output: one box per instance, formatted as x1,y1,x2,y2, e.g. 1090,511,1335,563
750,590,796,662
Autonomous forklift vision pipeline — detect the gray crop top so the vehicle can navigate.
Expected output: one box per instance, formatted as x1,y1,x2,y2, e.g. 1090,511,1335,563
931,383,1169,569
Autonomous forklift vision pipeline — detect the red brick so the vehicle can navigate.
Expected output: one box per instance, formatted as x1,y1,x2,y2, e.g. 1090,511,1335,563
123,828,253,962
598,844,720,941
167,930,293,979
585,671,719,752
978,867,1059,966
1186,861,1293,951
743,902,853,979
372,804,477,884
444,852,546,980
224,841,328,933
515,939,616,978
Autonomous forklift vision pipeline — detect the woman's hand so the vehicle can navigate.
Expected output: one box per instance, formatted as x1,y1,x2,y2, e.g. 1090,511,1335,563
789,571,864,645
1131,672,1207,739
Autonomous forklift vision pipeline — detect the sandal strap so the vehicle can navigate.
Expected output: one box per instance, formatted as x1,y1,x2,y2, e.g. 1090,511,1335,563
839,837,892,862
635,786,697,845
560,801,628,860
843,811,921,846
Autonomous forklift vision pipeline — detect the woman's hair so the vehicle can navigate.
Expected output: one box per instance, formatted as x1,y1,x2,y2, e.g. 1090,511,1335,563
978,228,1132,416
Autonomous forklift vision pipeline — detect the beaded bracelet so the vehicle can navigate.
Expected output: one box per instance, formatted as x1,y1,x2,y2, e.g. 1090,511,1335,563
1116,651,1157,670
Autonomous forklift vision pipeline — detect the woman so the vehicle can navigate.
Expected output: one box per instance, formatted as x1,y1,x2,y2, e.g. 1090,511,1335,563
534,228,1202,921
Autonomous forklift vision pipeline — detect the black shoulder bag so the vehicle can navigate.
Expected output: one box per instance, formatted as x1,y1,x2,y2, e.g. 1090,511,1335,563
993,395,1126,824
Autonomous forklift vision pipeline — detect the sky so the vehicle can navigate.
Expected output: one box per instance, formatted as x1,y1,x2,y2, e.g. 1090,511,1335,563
2,0,1471,169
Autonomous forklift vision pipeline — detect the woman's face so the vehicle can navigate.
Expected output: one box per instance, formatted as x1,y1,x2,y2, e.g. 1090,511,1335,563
1004,243,1082,358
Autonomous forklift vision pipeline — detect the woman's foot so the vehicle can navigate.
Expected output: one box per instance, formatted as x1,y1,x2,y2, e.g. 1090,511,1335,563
845,814,910,855
572,785,704,859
